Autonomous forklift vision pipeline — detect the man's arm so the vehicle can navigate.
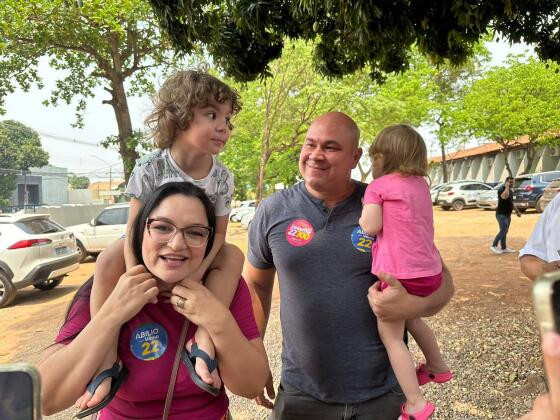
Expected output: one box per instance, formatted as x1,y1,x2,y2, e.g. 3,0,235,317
243,263,276,337
369,261,454,322
520,255,560,281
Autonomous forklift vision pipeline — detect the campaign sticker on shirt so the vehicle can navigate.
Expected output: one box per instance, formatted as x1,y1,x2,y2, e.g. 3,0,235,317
285,219,315,247
351,226,376,253
130,323,168,361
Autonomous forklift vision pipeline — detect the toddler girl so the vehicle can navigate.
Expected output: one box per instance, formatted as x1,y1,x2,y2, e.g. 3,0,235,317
359,124,452,420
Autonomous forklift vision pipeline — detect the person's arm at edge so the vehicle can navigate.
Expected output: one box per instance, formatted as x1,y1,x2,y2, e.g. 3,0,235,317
520,255,560,281
370,260,454,322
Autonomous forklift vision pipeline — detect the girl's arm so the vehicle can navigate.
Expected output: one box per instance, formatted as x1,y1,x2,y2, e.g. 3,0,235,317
39,267,158,415
359,203,383,235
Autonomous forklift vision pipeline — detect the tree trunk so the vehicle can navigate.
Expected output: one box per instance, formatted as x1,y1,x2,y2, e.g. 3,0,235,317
523,143,535,174
255,157,267,205
110,76,138,184
357,160,371,182
501,143,514,178
440,141,448,183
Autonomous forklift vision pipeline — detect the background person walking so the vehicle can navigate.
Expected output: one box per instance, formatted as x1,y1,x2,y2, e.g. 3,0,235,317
491,176,521,254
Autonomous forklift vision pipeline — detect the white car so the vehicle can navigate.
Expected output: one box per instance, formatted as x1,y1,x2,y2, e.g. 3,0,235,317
0,213,80,307
476,183,504,210
230,200,256,222
240,208,256,228
436,181,493,211
430,184,447,204
67,203,129,262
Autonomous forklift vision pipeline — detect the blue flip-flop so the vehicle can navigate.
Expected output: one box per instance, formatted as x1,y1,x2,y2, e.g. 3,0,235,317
75,363,128,419
181,344,221,396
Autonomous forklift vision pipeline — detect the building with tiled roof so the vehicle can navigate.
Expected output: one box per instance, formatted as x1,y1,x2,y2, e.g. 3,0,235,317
428,138,560,185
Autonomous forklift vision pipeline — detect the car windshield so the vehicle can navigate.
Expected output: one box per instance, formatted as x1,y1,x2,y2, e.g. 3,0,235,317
15,218,64,234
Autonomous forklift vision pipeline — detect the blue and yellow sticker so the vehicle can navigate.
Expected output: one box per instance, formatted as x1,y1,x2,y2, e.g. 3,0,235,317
130,323,168,361
351,227,376,253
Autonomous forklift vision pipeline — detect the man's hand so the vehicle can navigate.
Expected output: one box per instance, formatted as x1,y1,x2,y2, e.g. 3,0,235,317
368,271,411,322
254,371,275,409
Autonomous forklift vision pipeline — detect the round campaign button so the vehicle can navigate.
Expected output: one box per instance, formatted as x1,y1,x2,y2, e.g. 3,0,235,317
285,219,315,247
351,226,376,253
130,323,168,361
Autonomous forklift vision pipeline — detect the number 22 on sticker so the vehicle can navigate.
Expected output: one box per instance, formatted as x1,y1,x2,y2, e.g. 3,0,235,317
141,340,160,356
357,237,372,248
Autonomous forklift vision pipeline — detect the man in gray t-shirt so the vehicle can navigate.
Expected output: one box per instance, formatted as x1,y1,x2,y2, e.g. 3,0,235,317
244,112,454,419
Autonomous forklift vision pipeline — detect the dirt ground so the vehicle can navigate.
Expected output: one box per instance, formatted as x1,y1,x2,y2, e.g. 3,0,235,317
0,207,546,419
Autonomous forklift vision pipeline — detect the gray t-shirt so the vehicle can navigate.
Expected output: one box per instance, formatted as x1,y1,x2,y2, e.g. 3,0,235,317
125,148,234,216
248,181,397,404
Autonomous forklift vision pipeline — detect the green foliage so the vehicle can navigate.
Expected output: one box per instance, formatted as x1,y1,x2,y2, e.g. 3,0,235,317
68,173,90,189
0,0,184,180
460,57,560,145
0,120,49,202
149,1,560,82
101,129,154,176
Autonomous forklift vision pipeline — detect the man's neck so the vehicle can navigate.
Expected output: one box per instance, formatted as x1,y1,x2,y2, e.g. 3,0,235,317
305,180,356,208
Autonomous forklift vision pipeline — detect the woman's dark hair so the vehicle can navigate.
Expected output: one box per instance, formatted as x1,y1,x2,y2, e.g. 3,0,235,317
57,182,215,344
131,181,216,265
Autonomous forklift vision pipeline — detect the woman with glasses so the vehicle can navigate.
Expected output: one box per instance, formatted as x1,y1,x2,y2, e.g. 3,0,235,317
38,182,269,419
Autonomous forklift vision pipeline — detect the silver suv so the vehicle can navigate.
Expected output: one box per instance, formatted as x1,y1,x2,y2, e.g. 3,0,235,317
0,213,80,307
436,181,493,211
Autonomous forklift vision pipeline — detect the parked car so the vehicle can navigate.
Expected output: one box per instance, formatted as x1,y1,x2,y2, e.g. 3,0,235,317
512,171,560,213
476,183,504,211
436,181,493,211
430,184,447,205
66,203,129,262
240,207,256,228
230,200,256,222
539,178,560,211
0,213,80,308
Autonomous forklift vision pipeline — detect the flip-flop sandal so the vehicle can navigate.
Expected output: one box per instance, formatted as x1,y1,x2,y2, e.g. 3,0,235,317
181,343,221,397
75,363,129,419
416,363,453,386
398,401,435,420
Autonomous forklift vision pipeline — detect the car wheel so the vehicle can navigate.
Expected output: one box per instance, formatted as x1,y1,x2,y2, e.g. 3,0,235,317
441,206,450,211
452,200,465,211
536,197,545,213
0,272,16,308
76,240,88,263
33,276,64,291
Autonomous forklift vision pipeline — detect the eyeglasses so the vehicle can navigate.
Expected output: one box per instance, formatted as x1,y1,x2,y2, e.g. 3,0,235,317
146,218,213,247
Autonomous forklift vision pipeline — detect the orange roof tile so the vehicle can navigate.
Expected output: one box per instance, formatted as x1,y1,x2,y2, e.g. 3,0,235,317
429,136,531,163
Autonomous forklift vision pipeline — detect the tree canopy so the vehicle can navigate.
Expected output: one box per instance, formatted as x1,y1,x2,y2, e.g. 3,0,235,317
459,57,560,175
148,1,560,82
0,120,49,205
0,0,185,181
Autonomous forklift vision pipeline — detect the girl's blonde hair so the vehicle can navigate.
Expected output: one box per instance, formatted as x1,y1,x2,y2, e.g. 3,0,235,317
369,124,428,177
145,70,242,149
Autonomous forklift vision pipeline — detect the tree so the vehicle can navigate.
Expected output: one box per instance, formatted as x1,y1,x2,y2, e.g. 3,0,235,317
68,174,90,189
224,42,344,203
148,1,560,82
0,120,49,205
459,57,560,176
427,42,491,182
0,0,185,181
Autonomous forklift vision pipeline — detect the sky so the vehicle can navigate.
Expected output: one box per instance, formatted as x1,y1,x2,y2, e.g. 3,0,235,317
2,40,531,182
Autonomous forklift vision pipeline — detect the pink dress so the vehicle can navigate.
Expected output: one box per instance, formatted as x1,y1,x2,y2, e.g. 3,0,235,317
363,174,442,296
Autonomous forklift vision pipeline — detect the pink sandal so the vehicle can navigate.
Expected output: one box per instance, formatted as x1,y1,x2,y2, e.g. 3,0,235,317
398,402,435,420
416,363,453,386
